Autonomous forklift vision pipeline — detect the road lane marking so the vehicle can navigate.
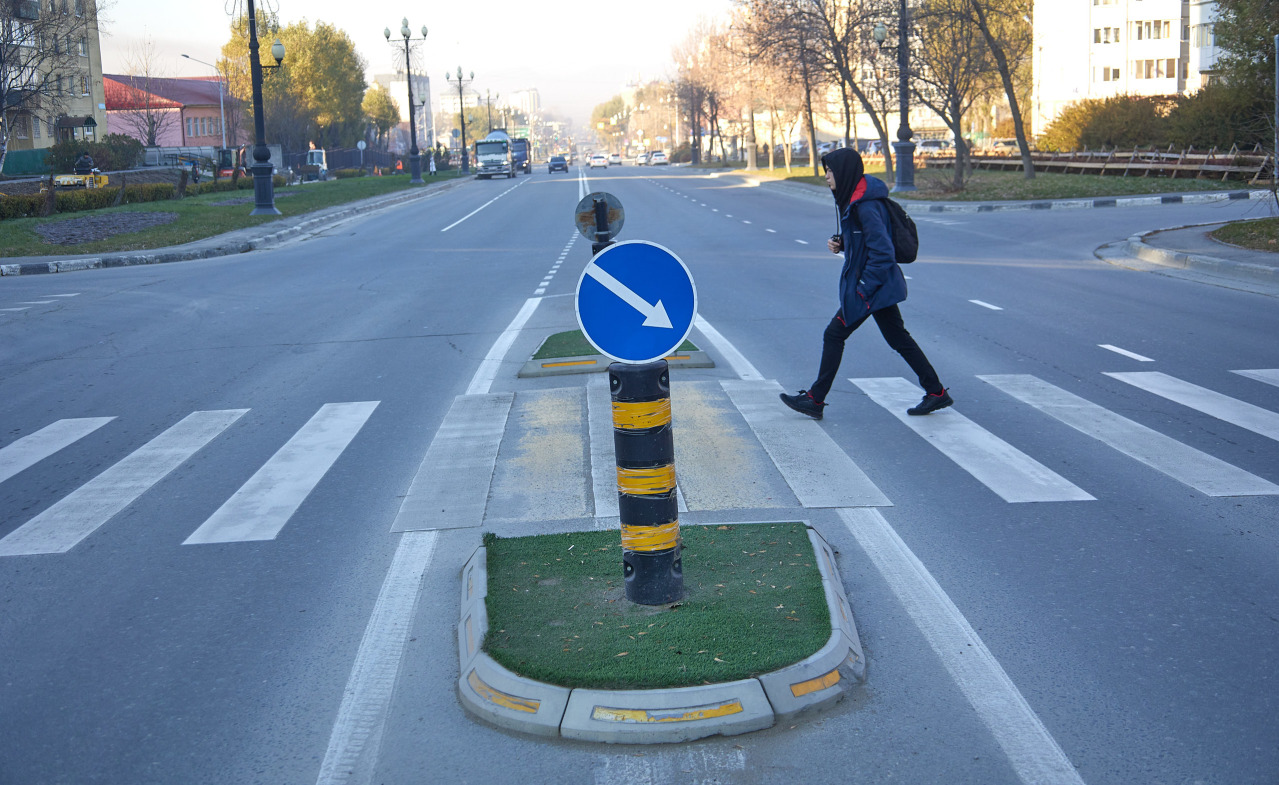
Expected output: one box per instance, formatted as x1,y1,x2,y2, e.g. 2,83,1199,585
466,297,542,396
314,529,438,785
795,239,809,245
1099,344,1154,362
0,417,115,485
440,178,528,232
969,300,1003,310
852,377,1094,503
1106,371,1279,442
184,402,379,544
692,314,762,381
981,374,1279,496
722,379,891,508
839,507,1085,785
391,393,513,532
0,410,247,556
1233,368,1279,389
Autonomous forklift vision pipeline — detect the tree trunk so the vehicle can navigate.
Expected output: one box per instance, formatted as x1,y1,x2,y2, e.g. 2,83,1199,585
970,0,1035,179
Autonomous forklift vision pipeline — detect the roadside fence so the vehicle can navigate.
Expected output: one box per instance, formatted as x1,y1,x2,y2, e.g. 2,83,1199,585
927,144,1275,184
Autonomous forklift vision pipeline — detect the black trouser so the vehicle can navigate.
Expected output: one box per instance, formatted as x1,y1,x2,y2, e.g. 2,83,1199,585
808,305,943,404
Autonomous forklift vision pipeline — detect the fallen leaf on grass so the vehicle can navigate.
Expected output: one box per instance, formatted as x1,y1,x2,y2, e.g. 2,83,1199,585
616,652,629,657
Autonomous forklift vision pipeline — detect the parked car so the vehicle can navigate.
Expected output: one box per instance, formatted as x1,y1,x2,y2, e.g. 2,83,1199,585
649,150,669,165
608,153,621,166
547,155,569,173
589,153,608,169
917,139,952,155
635,152,649,166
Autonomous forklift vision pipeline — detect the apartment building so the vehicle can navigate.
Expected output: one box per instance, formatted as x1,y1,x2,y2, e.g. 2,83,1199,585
2,0,108,171
373,70,434,152
1032,0,1222,134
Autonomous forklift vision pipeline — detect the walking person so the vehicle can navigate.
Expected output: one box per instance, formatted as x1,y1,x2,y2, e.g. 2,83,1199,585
780,148,951,420
428,151,437,176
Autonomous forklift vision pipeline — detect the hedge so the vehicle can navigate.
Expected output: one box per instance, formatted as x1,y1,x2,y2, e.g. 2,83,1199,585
0,173,288,221
333,168,366,178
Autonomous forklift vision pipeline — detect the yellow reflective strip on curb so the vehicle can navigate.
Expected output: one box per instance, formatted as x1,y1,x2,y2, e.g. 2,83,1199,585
542,359,598,368
591,700,744,724
611,399,671,430
467,670,540,714
664,355,690,361
620,521,681,552
616,465,676,495
789,668,841,697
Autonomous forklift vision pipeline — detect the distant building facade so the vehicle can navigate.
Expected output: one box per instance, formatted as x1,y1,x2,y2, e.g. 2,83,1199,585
373,70,433,151
103,74,242,148
1032,0,1222,134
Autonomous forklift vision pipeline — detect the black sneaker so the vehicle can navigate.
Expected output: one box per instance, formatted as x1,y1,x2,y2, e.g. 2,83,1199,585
780,390,825,420
907,389,953,416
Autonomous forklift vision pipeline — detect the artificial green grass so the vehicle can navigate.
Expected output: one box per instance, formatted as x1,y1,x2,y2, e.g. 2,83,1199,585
531,329,698,360
482,523,830,690
0,171,465,257
1211,216,1279,252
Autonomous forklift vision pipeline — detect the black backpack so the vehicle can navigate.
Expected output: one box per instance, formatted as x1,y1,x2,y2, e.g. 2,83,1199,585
854,198,919,264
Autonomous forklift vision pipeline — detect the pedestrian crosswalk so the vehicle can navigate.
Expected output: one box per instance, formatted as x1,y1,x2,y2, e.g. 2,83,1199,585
1,369,1276,557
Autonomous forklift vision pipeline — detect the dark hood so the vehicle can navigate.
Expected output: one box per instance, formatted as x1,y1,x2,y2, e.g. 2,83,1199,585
821,148,864,208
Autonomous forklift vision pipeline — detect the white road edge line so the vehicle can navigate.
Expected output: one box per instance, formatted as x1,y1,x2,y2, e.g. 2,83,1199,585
1099,344,1154,362
693,314,763,381
466,297,542,396
969,299,1004,310
314,530,439,785
839,507,1085,785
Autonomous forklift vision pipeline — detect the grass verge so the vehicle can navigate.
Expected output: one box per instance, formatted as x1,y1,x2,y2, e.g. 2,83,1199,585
482,523,830,690
531,329,698,360
740,164,1248,201
1211,216,1279,252
0,172,464,257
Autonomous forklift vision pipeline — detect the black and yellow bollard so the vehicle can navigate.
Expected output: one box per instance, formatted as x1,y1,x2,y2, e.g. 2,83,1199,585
610,360,683,605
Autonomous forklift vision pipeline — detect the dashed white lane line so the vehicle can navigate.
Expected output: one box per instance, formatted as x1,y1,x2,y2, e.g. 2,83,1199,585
795,239,809,245
766,229,777,233
969,300,1003,310
1099,344,1154,362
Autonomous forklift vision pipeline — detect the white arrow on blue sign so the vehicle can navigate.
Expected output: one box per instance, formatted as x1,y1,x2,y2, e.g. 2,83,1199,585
575,240,697,365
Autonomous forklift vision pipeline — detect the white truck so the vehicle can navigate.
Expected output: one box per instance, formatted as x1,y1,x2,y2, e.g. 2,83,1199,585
474,130,514,179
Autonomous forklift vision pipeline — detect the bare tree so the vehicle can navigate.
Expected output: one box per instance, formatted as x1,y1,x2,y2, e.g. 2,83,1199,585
912,0,996,188
0,0,103,173
965,0,1034,177
115,38,177,146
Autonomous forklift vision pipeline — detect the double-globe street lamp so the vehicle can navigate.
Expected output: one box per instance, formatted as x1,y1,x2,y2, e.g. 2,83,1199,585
874,0,916,193
243,0,285,214
445,67,475,174
384,19,428,184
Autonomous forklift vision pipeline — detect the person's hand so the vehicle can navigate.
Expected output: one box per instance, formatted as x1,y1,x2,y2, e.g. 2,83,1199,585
827,235,843,254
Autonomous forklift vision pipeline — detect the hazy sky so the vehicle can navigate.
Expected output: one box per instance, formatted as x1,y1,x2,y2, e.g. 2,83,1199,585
98,0,735,124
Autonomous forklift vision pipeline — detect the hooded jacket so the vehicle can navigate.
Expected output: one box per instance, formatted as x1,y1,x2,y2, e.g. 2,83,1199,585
822,149,908,319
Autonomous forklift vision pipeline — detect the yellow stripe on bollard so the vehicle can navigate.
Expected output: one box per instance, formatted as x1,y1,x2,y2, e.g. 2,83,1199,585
611,398,671,430
621,521,681,552
616,465,677,495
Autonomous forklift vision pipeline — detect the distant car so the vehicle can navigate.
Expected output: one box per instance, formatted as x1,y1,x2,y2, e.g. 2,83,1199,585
863,140,883,155
589,154,608,169
818,141,837,154
649,150,668,165
917,139,951,155
548,155,568,173
989,139,1021,153
635,152,649,166
608,153,621,166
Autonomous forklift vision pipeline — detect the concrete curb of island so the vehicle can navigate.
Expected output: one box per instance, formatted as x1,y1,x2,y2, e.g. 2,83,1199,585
455,524,866,744
739,172,1272,214
0,177,468,277
1121,225,1279,287
518,349,714,378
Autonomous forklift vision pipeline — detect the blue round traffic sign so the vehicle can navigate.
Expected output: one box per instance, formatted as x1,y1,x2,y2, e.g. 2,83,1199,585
575,241,697,364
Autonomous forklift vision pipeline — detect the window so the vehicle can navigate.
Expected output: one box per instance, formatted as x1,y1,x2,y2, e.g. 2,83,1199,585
80,75,88,94
79,37,87,56
33,116,41,138
1166,58,1176,78
186,117,193,138
13,115,30,139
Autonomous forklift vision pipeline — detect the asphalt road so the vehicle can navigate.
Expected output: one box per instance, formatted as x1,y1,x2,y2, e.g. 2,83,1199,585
1,164,1276,785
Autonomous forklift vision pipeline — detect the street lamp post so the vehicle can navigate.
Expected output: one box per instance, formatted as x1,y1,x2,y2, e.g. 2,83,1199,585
445,67,474,174
874,0,916,192
384,19,428,184
243,0,285,215
181,54,226,150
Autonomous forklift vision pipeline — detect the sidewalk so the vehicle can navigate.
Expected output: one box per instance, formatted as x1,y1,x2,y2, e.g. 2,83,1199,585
0,176,468,276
